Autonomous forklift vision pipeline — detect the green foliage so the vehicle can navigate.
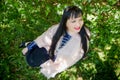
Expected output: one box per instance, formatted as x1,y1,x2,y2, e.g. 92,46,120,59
0,0,120,80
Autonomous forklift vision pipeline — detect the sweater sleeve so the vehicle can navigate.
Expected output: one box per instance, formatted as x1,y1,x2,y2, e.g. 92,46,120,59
34,24,59,51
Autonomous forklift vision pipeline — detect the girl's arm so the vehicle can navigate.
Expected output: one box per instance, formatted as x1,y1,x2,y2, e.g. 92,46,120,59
22,24,59,55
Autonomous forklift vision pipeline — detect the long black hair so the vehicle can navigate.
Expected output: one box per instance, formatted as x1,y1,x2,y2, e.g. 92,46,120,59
49,6,90,60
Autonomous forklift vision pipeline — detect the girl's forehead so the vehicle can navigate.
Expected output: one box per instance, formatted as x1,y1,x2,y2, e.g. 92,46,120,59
69,12,82,18
69,16,83,20
69,13,82,19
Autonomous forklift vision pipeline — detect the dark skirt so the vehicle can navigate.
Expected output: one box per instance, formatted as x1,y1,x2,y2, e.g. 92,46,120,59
25,46,50,67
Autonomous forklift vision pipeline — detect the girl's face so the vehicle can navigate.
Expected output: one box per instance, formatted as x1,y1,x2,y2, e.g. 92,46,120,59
66,16,84,35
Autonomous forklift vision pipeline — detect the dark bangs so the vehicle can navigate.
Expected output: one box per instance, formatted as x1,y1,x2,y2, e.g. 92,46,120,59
65,6,83,19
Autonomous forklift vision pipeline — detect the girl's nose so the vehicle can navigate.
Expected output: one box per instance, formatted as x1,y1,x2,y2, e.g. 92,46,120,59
76,22,80,27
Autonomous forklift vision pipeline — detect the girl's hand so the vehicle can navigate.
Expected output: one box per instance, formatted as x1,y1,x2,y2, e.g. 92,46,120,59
22,47,28,55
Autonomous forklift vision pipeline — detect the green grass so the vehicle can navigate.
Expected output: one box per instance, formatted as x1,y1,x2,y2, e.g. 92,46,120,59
0,0,120,80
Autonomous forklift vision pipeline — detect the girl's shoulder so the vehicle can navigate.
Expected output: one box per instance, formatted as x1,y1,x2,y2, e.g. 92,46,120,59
43,24,59,35
48,24,59,31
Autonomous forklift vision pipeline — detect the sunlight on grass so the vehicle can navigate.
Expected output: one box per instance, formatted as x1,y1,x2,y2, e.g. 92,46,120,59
77,77,83,80
87,14,97,21
114,11,120,19
0,24,10,28
117,38,120,46
94,48,106,62
98,51,106,61
104,44,111,50
68,67,77,72
115,63,120,80
56,4,64,15
82,62,97,72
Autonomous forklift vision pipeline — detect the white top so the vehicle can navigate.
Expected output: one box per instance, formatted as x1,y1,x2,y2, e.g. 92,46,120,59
34,24,90,79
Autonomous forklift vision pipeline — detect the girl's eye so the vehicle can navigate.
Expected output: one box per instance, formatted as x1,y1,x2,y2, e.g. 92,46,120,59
71,20,76,23
79,19,83,21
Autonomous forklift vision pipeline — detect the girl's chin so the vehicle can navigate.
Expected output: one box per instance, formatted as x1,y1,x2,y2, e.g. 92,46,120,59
75,29,80,32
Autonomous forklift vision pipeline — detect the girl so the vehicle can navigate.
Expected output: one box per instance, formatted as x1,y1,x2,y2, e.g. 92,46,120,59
21,6,90,79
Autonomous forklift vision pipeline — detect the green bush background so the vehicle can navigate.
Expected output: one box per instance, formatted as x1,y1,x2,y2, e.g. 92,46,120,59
0,0,120,80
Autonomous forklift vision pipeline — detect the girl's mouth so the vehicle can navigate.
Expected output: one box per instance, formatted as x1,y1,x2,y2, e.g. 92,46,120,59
74,27,80,30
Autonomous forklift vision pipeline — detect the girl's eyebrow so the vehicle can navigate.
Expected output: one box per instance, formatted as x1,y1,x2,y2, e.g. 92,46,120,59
79,18,83,20
78,17,83,19
70,17,82,21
